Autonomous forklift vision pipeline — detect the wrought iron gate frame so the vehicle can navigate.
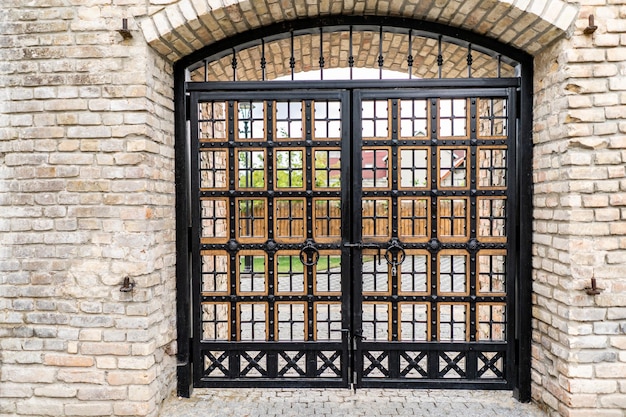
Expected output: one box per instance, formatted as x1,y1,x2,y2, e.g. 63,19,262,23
350,86,518,390
174,17,534,402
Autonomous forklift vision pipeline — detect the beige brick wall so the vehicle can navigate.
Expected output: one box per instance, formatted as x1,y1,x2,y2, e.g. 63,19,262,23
0,2,176,416
2,0,626,417
532,2,626,416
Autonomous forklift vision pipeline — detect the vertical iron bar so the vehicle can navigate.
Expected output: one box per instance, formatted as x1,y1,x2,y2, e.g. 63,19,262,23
261,39,266,81
378,26,384,80
467,97,478,380
319,27,325,80
228,99,239,379
350,91,363,387
349,26,354,80
266,100,275,350
516,59,534,399
437,36,443,79
407,30,413,80
390,98,399,348
290,31,295,81
204,59,208,82
304,99,315,377
467,43,473,78
231,48,237,82
497,54,502,78
174,62,191,397
428,97,439,380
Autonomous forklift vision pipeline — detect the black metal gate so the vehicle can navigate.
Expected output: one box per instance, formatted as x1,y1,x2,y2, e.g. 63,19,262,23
188,80,519,389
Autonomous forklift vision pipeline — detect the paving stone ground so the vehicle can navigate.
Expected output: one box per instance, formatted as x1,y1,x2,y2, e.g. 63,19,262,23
159,388,548,417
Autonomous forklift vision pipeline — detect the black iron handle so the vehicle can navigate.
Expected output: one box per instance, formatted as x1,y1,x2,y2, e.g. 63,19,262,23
384,239,406,267
299,240,320,266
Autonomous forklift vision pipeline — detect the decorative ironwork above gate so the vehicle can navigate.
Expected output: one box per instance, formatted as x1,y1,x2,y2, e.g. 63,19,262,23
183,19,522,82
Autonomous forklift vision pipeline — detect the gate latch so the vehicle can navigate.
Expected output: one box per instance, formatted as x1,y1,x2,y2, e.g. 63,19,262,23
343,242,383,265
353,330,367,340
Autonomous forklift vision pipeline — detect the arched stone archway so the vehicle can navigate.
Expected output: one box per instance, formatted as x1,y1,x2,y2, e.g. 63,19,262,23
140,0,578,62
138,0,581,412
158,0,579,405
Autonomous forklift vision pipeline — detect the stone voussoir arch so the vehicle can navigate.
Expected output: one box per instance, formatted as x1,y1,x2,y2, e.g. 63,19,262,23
140,0,579,63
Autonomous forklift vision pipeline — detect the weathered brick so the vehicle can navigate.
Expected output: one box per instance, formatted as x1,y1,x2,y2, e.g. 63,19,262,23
569,379,618,394
44,354,94,367
113,400,156,416
0,383,33,398
96,357,117,369
76,386,127,401
57,369,105,384
1,366,56,383
80,342,131,356
33,385,77,398
117,355,155,370
16,398,64,416
64,403,113,416
107,369,157,385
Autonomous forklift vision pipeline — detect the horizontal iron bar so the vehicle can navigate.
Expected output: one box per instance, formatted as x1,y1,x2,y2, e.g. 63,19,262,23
196,379,348,388
186,78,520,92
358,342,507,351
358,379,510,389
198,342,345,350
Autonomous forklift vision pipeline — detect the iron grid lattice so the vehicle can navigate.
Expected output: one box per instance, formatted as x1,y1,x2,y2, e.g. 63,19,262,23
178,18,531,396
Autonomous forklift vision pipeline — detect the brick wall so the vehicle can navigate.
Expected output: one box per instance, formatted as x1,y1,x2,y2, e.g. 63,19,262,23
0,2,176,416
2,1,625,417
532,2,626,416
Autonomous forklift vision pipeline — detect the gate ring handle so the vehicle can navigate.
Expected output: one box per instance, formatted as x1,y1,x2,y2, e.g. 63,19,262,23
299,242,320,267
384,241,406,266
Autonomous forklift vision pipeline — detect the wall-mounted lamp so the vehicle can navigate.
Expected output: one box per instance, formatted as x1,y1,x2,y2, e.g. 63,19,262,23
118,18,133,40
583,15,597,35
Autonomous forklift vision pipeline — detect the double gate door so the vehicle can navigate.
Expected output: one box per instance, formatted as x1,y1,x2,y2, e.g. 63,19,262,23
190,83,517,389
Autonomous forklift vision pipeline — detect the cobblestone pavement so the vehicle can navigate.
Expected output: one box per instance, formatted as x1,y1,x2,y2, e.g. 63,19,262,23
159,388,548,417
